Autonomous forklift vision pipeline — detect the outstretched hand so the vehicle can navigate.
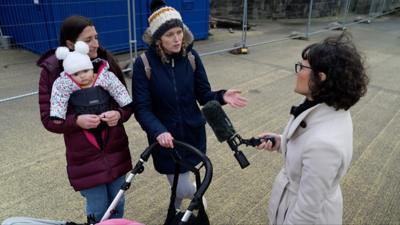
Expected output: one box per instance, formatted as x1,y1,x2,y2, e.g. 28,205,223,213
223,89,248,108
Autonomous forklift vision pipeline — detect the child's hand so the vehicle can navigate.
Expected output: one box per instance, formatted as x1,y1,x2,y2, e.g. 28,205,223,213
100,110,121,127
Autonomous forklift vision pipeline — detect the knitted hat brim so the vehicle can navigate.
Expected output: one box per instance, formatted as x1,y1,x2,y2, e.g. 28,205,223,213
152,19,184,41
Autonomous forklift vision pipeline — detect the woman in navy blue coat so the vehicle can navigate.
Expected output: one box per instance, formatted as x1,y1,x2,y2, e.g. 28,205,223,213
132,0,247,210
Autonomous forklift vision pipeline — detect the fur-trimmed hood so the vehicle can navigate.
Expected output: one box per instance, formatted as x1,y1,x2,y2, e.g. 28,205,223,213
142,24,194,47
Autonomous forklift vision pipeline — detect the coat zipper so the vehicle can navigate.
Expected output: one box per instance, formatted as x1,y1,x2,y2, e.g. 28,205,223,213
170,58,184,138
171,58,178,97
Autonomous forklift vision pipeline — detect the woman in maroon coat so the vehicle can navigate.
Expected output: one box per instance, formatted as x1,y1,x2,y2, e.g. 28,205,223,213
37,15,133,223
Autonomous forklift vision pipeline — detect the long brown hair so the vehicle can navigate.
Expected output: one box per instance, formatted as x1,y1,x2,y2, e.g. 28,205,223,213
59,15,126,86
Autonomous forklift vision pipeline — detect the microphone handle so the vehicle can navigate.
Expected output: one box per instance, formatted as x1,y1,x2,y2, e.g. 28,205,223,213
234,151,250,169
245,136,276,147
227,134,250,169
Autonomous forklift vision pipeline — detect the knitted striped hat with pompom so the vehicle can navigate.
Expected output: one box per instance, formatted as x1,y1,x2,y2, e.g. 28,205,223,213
148,0,184,40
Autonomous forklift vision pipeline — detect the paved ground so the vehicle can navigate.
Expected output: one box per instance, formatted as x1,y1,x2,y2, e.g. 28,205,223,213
0,12,399,225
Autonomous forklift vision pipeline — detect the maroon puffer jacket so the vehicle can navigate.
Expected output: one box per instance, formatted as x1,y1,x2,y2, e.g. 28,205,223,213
37,50,133,191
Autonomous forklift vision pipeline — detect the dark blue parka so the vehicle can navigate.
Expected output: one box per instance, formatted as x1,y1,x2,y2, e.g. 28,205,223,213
132,29,225,174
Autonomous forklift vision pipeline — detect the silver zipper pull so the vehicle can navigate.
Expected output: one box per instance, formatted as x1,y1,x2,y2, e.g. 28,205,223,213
172,58,175,68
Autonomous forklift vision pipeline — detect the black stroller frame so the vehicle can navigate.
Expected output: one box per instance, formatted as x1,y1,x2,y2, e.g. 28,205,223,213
100,140,213,225
1,140,211,225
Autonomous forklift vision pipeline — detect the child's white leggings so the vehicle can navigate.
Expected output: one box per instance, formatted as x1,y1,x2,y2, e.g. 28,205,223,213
166,172,196,209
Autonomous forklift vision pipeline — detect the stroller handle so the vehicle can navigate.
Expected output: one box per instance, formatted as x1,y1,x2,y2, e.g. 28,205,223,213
101,140,212,223
140,140,213,208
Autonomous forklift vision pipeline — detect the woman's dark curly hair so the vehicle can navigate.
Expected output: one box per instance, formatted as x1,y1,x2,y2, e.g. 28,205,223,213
302,32,369,110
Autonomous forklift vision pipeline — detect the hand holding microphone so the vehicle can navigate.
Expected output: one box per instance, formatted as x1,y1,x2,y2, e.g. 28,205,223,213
255,133,281,152
201,100,275,169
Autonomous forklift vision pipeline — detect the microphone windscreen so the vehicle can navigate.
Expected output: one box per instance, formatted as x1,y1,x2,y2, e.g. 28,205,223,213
201,100,236,142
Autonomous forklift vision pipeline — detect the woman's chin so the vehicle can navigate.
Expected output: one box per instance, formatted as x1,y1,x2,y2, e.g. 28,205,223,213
89,52,98,59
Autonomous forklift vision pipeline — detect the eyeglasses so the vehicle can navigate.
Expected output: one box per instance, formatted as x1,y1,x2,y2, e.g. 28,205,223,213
295,62,312,73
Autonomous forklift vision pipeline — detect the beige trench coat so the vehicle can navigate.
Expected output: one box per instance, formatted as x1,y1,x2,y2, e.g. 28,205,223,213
268,102,353,225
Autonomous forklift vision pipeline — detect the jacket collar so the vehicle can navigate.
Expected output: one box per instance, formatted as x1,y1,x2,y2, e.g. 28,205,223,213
92,58,109,75
286,103,321,140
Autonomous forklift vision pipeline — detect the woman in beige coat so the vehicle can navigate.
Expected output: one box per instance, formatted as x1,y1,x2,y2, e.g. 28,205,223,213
257,33,369,225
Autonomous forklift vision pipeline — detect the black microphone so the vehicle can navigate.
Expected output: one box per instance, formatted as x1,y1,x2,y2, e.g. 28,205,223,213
201,100,236,142
202,100,249,168
202,101,276,169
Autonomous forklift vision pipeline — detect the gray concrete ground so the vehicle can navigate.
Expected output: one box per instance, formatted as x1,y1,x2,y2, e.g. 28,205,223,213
0,12,399,225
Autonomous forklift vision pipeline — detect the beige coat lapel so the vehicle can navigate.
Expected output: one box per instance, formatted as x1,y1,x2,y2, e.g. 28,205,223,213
279,116,293,158
286,104,321,139
281,104,321,158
